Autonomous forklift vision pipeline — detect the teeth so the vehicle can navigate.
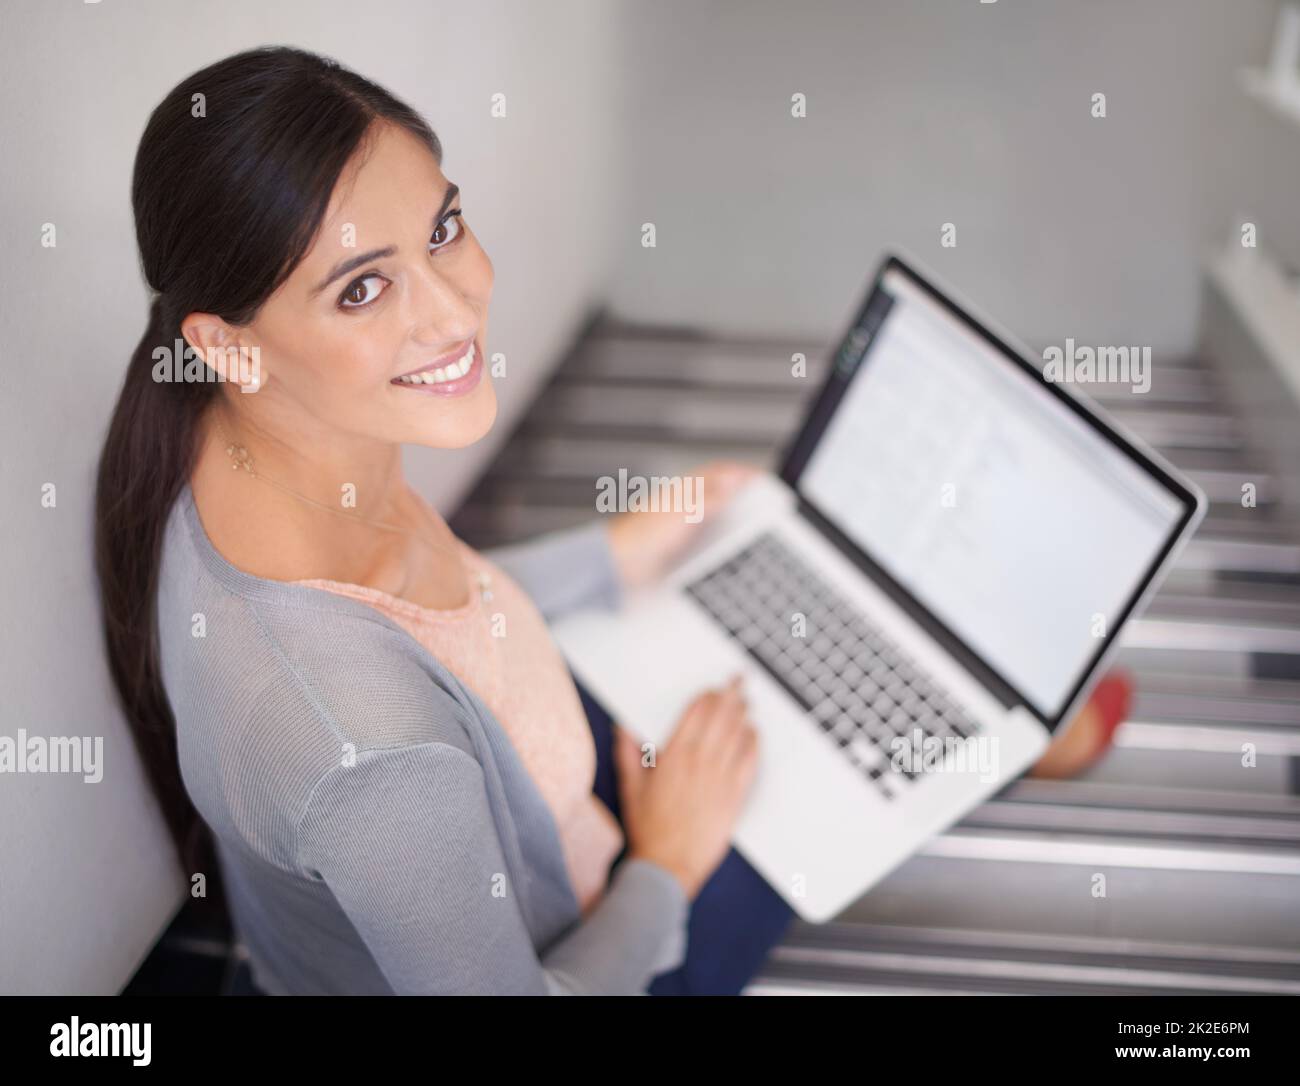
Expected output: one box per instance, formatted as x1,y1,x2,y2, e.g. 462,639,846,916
396,341,475,385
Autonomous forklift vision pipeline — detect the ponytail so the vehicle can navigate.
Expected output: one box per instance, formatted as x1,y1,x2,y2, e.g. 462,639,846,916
94,294,217,879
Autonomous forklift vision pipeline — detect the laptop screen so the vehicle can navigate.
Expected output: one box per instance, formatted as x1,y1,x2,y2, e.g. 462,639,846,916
789,261,1197,723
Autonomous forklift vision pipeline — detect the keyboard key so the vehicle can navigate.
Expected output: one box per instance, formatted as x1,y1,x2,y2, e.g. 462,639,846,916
684,530,970,803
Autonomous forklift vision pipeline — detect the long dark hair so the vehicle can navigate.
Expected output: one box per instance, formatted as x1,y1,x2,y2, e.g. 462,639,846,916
95,46,442,880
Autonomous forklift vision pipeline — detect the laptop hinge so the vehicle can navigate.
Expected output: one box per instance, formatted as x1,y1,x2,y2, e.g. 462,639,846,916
793,496,1026,716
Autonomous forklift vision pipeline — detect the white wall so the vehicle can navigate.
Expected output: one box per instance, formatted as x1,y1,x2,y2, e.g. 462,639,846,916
609,0,1300,356
0,0,625,993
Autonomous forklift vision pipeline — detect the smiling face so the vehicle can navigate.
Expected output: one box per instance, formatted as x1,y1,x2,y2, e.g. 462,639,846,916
216,120,497,450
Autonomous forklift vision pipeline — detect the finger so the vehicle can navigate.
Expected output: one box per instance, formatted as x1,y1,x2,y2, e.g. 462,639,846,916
693,676,749,761
703,465,753,507
613,725,646,799
685,461,758,508
704,692,755,773
668,687,723,752
726,719,761,781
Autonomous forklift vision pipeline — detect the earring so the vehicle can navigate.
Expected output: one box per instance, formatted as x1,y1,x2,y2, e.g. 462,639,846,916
226,443,254,475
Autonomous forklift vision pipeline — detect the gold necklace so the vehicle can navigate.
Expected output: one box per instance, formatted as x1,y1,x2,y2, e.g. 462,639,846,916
213,409,493,603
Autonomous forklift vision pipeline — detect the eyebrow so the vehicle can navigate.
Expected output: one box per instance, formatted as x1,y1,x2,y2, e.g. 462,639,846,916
310,183,461,298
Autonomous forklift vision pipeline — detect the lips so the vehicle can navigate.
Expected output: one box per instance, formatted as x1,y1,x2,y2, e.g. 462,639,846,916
393,338,476,385
391,337,484,398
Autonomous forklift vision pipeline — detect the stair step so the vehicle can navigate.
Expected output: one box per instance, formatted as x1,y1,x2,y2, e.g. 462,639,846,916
565,336,1219,406
825,835,1300,956
749,923,1300,995
534,382,1246,453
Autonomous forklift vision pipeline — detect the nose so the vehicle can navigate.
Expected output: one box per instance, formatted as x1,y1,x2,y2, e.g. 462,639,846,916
405,260,479,349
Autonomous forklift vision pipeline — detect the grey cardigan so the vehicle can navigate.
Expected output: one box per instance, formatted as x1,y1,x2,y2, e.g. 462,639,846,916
156,482,689,995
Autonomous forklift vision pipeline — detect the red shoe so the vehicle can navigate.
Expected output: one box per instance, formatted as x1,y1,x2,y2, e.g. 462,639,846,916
1028,670,1134,779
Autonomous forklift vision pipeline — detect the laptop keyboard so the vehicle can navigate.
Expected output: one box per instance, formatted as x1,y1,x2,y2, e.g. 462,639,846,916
683,531,981,801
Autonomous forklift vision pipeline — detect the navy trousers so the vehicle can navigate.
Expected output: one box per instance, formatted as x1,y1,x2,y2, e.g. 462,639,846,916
573,677,796,995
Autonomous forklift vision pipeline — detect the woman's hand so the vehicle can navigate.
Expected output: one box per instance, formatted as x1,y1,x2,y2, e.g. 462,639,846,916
615,675,760,899
604,459,762,591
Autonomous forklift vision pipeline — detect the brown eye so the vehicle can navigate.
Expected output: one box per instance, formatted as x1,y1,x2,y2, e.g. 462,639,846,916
338,274,385,309
429,209,463,253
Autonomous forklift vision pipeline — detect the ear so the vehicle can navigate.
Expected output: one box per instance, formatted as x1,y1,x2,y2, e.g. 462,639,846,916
179,312,267,393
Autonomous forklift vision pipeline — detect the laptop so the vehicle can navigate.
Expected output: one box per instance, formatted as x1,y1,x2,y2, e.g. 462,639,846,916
551,254,1207,922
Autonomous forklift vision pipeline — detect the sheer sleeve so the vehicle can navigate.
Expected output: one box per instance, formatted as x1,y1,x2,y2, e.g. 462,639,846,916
481,518,624,622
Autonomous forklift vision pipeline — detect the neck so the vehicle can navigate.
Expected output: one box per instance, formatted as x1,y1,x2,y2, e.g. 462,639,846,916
190,388,456,591
208,390,410,524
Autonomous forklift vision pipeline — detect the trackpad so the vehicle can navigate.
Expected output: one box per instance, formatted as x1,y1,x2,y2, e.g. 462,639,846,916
555,592,745,747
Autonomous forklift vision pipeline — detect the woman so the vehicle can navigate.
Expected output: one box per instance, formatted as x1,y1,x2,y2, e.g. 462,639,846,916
96,46,1128,996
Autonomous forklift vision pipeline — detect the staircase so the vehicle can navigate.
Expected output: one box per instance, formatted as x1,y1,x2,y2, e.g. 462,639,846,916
449,312,1300,996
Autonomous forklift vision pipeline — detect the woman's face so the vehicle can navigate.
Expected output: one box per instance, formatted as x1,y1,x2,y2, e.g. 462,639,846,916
229,120,496,450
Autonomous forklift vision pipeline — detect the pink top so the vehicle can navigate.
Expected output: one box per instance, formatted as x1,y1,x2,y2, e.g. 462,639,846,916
293,540,624,918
